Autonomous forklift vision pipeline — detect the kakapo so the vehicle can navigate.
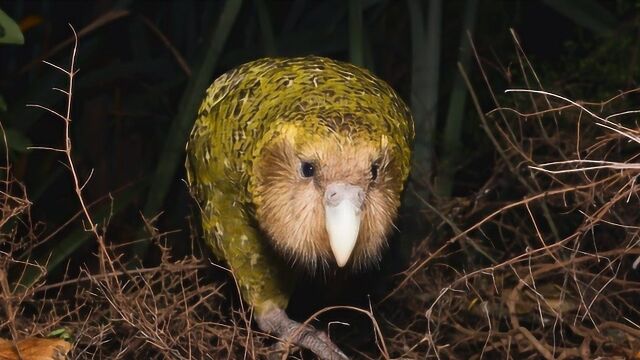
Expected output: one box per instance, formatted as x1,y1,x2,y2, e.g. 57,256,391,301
186,56,413,359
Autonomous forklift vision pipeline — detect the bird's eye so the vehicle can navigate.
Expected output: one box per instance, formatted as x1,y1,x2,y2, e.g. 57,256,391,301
301,161,315,178
371,164,379,180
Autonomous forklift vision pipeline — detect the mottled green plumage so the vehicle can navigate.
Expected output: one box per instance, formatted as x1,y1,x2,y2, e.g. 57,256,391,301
186,56,413,315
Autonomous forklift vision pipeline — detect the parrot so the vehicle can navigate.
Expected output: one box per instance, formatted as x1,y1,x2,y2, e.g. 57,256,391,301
185,56,413,359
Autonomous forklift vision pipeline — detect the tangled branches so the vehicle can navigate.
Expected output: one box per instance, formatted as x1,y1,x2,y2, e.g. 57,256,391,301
382,34,640,359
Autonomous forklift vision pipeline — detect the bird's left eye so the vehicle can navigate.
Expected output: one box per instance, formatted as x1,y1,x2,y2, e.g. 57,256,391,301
371,164,379,180
301,161,315,177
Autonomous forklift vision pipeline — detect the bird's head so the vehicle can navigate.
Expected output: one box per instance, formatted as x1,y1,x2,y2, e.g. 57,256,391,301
250,113,410,272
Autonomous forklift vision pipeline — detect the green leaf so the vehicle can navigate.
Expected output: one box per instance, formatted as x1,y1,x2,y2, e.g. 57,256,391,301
0,8,25,45
47,328,73,340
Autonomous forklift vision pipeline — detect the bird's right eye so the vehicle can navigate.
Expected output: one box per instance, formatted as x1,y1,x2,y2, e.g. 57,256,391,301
300,161,315,178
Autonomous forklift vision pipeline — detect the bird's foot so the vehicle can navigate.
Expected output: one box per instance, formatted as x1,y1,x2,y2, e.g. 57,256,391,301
256,307,349,360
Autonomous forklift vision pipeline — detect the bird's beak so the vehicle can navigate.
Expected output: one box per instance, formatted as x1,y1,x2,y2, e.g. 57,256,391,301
324,183,365,267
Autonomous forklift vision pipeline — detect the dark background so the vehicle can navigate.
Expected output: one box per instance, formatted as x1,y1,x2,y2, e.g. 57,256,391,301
1,0,634,273
0,0,638,357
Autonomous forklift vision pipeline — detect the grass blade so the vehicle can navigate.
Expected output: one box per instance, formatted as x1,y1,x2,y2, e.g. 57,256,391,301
255,0,277,55
407,0,441,184
349,0,364,67
0,7,24,45
17,186,138,289
542,0,615,34
434,0,478,197
136,0,243,258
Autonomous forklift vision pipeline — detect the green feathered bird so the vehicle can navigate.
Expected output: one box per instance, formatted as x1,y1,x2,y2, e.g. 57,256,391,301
186,56,413,359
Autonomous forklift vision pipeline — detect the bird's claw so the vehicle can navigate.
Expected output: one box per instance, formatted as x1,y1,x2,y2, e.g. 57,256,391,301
277,322,348,360
257,308,349,360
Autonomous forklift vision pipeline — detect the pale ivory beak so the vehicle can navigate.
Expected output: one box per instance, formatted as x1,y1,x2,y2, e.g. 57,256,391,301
324,183,365,267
